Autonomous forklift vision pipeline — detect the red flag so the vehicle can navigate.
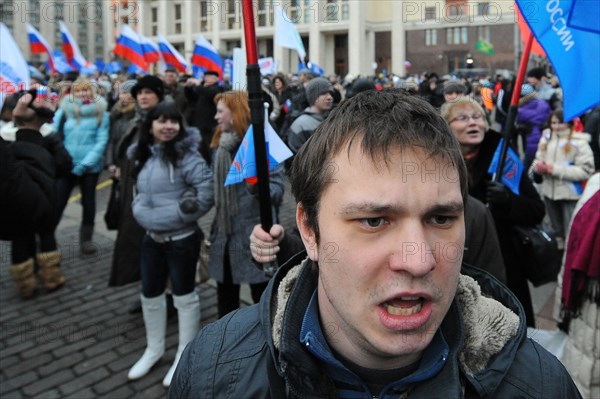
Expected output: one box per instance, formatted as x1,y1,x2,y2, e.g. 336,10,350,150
516,6,546,56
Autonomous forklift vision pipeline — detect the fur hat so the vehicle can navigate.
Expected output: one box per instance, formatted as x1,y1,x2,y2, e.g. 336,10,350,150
131,75,165,100
305,77,333,105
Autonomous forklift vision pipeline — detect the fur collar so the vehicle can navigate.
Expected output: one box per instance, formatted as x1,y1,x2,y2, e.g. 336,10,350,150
271,261,519,377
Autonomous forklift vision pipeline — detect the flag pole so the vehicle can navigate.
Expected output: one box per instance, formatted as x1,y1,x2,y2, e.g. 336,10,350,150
242,0,277,276
495,34,533,182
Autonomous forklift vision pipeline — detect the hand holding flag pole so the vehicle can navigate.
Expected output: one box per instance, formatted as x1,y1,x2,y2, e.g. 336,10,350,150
242,0,277,276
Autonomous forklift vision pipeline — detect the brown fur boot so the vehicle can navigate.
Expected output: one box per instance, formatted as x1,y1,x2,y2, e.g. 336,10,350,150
36,250,65,291
9,258,37,299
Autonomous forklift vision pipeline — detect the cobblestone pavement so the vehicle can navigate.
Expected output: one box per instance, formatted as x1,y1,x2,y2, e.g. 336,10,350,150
0,173,297,398
0,173,557,398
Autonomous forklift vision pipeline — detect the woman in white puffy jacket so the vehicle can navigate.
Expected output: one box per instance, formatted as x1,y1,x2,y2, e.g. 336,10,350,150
533,108,594,248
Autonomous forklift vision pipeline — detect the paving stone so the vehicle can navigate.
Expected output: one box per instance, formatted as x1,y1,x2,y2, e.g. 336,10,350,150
20,337,66,359
73,350,119,375
22,369,74,397
99,385,135,399
3,353,52,378
63,387,95,399
0,371,38,395
38,352,84,378
31,388,61,399
59,367,111,396
91,371,130,395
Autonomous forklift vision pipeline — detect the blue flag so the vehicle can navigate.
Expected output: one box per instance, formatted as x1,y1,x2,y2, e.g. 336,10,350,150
487,139,523,195
224,122,293,186
107,61,123,74
516,0,600,121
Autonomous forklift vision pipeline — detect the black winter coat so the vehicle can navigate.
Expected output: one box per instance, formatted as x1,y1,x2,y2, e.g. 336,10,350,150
467,130,545,326
169,256,581,398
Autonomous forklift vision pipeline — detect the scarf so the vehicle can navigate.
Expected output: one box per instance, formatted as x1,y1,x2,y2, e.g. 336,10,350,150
561,191,600,318
214,132,242,235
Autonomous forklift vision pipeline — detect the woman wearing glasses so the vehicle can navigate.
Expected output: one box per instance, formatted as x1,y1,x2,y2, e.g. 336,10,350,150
442,97,545,327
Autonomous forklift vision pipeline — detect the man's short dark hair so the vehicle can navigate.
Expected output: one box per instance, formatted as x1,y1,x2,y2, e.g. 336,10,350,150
526,67,546,80
290,89,468,241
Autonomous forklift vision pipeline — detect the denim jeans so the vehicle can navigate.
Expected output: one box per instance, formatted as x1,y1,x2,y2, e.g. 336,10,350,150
140,229,201,297
55,172,100,227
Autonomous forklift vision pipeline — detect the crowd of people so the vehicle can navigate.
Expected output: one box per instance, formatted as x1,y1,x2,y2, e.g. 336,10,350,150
1,63,598,396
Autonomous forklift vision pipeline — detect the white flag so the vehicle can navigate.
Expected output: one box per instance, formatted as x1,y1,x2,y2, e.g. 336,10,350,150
0,23,31,111
274,4,306,61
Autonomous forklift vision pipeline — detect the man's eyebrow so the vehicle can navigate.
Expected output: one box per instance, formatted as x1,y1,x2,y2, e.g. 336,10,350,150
339,201,464,215
426,201,464,215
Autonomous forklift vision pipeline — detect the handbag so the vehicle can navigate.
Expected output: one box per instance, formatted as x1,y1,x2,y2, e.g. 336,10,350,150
512,224,561,287
104,178,121,230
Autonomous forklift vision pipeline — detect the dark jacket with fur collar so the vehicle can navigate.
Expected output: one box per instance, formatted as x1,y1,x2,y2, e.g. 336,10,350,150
169,255,581,398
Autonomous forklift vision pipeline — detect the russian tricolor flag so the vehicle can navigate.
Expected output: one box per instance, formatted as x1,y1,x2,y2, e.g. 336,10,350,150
191,35,223,79
26,23,55,74
58,20,91,71
225,122,293,186
114,25,149,71
157,34,187,73
140,34,160,64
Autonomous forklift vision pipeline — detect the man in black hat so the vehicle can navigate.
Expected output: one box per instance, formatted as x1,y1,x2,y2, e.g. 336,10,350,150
131,75,165,110
184,70,224,164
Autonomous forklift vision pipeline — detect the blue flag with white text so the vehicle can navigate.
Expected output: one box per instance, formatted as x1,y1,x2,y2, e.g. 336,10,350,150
515,0,600,121
487,139,523,195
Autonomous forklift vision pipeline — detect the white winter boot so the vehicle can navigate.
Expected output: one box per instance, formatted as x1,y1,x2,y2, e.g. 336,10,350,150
162,291,200,387
128,294,167,380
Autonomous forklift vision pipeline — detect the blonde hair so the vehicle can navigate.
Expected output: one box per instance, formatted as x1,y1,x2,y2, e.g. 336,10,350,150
64,79,105,126
440,97,489,130
541,109,574,153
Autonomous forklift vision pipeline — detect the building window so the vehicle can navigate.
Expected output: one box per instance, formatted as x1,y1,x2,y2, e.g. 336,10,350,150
425,6,436,20
151,7,158,35
174,4,182,34
304,0,312,23
461,27,468,44
425,29,437,46
227,0,239,29
453,27,460,44
478,2,490,16
477,26,490,41
447,4,462,17
200,0,209,31
325,0,338,22
257,0,267,26
341,0,349,20
446,28,453,45
289,0,300,22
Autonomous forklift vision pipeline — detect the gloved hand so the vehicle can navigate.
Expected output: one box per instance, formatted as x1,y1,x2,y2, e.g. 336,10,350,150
486,181,510,205
179,187,198,214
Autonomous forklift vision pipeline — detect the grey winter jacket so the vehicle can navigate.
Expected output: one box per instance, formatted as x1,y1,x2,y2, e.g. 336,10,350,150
169,257,581,398
287,109,324,154
208,164,284,285
130,128,214,236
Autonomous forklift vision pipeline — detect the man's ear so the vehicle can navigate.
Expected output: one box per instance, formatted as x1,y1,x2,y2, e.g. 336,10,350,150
296,203,318,262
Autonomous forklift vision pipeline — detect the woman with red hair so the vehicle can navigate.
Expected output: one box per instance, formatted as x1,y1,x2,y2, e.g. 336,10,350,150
209,91,285,318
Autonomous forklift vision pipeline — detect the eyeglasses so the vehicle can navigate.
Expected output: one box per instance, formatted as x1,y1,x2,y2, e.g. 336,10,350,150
449,113,484,123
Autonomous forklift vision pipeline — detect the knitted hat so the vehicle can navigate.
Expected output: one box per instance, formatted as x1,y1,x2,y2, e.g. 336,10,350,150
118,79,137,94
305,77,333,105
443,79,467,94
520,83,535,97
131,75,165,100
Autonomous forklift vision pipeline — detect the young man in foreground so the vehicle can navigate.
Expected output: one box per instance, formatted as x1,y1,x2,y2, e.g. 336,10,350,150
169,90,580,398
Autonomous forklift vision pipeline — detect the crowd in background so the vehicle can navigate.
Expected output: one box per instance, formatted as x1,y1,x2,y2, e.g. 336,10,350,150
1,63,599,395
